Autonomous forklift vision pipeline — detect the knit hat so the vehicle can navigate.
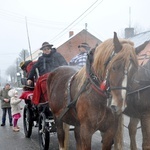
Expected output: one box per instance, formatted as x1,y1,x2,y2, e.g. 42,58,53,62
8,89,18,97
40,42,53,50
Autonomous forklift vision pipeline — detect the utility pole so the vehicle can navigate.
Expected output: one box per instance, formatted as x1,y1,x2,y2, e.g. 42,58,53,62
25,16,32,60
85,23,88,42
24,49,26,61
129,7,131,28
0,69,2,90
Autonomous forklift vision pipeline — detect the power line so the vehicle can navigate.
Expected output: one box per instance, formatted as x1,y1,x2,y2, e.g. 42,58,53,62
49,0,104,43
0,0,104,45
0,9,66,29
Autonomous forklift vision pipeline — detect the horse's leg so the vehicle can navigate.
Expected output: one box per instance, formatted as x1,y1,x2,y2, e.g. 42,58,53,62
63,123,69,150
101,131,115,150
114,114,124,150
78,124,93,150
141,115,150,150
128,117,139,150
57,121,69,150
74,125,82,150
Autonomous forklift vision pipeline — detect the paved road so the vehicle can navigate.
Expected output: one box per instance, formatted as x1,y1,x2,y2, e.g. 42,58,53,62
0,88,142,150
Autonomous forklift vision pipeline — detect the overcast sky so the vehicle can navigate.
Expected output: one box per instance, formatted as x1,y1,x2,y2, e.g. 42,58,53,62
0,0,149,78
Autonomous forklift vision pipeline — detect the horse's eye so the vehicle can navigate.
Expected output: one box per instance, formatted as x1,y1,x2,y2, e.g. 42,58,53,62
112,66,116,71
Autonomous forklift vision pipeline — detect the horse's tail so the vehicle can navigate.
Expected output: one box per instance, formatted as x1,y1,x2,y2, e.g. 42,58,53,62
114,114,124,150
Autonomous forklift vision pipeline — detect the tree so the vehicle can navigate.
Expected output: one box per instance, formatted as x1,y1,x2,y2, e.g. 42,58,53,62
17,49,30,73
5,65,16,83
19,49,29,62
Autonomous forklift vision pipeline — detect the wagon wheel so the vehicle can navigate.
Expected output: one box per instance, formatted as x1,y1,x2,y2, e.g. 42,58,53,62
23,105,33,138
38,112,50,150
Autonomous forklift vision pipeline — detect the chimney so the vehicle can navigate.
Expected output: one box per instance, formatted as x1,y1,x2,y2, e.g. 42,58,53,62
69,31,74,38
125,28,134,38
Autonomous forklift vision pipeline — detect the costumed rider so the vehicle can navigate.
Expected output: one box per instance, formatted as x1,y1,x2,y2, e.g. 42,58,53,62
27,42,68,105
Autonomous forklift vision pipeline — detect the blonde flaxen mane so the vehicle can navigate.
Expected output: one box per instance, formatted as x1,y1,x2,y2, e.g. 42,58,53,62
76,38,138,90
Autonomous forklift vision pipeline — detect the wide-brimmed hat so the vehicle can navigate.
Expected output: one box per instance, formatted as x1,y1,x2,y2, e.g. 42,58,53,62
78,42,91,50
40,42,53,50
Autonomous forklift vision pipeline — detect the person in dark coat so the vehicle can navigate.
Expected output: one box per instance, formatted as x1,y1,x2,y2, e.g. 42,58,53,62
26,42,68,105
0,83,12,126
27,42,68,85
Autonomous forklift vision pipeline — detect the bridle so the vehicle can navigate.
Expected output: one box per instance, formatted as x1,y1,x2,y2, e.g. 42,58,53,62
86,48,130,96
107,63,130,92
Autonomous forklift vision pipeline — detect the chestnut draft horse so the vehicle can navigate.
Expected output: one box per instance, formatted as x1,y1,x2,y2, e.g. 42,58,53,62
47,32,138,150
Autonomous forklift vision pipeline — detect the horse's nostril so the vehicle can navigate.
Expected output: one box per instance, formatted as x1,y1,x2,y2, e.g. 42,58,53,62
111,105,117,112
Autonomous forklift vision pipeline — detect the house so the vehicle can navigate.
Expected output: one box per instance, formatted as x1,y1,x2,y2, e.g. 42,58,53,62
127,30,150,65
26,29,102,63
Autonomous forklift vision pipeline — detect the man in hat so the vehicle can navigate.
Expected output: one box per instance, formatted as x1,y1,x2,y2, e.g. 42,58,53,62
69,42,91,68
27,42,67,105
27,42,67,85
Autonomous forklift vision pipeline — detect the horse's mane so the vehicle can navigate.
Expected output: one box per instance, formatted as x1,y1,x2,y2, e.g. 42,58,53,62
93,38,138,79
76,38,138,89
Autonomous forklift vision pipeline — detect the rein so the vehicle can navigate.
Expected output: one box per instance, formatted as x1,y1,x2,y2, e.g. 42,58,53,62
127,84,150,95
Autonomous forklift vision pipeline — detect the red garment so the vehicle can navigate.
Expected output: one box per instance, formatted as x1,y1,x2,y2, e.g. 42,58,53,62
26,61,37,77
32,73,50,105
19,91,33,100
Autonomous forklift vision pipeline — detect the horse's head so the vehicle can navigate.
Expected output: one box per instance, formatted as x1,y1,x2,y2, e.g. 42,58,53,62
93,32,138,114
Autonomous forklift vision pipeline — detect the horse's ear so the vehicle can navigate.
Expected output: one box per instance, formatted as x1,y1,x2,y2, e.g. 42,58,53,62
113,32,122,53
135,40,149,54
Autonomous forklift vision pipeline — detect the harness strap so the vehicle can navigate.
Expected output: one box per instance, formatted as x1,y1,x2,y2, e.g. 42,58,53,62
58,76,89,120
86,50,107,98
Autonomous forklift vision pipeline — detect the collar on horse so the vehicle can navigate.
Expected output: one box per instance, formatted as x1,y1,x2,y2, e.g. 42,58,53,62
86,49,108,97
58,49,109,120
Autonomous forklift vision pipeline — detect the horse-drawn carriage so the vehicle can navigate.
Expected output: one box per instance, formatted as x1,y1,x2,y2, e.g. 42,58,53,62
20,75,56,150
19,33,150,150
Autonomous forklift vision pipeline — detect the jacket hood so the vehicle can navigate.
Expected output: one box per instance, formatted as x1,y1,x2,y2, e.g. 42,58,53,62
8,89,18,97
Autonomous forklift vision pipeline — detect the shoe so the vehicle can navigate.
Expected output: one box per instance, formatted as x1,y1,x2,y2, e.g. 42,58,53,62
13,127,19,132
1,124,5,126
35,123,39,127
10,124,13,126
16,126,20,129
50,123,56,132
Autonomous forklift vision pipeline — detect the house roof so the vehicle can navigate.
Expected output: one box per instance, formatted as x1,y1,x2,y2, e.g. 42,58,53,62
57,29,101,49
128,31,150,47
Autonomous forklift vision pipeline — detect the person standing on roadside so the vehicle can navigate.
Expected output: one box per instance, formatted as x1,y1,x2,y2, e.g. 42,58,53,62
8,89,22,132
0,83,12,126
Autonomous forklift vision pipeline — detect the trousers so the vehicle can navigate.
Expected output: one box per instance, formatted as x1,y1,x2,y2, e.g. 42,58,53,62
1,108,12,124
